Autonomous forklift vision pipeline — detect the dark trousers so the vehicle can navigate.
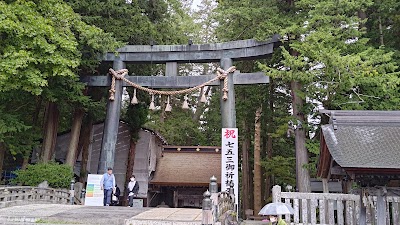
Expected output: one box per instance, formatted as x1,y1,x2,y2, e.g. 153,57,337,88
103,188,112,206
128,194,136,207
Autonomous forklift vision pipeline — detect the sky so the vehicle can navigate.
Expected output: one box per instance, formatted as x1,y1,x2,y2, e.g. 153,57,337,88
192,0,202,9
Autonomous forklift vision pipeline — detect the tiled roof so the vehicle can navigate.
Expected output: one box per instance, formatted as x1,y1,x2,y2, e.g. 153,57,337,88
150,151,221,186
321,110,400,169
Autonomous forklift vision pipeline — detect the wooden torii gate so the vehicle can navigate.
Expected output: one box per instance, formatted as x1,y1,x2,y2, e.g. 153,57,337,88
81,36,280,174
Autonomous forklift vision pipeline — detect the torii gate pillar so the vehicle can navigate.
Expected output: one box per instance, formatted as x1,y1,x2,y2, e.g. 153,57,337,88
220,58,236,128
97,59,125,173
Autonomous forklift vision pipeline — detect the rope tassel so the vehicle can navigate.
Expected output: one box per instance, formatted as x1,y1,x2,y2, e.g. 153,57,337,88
182,95,189,109
165,96,172,112
149,94,155,110
131,89,138,105
108,68,129,101
216,66,236,101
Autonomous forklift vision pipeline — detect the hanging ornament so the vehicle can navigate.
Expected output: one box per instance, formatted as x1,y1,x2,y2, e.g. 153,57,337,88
131,88,138,104
200,90,207,103
182,95,189,109
149,94,155,110
165,96,172,112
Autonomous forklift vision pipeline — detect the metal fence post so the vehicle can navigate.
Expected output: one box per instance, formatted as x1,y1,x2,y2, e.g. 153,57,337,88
70,179,75,205
202,190,212,225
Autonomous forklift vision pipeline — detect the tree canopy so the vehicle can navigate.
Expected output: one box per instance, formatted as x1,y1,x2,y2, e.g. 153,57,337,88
0,0,119,159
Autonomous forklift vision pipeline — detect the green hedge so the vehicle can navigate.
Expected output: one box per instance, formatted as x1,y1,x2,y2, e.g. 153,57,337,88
11,162,73,189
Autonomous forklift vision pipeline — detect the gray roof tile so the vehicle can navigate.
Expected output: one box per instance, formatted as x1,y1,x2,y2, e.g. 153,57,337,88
321,110,400,169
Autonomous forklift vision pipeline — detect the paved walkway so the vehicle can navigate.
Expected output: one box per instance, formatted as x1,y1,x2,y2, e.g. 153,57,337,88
0,204,148,225
0,204,202,225
126,207,202,225
0,204,268,225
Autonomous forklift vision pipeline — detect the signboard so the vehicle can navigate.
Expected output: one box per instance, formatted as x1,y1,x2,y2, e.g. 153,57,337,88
221,128,239,205
84,174,104,206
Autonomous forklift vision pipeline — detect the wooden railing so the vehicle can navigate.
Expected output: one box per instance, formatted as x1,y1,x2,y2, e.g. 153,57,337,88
272,185,400,225
0,186,71,208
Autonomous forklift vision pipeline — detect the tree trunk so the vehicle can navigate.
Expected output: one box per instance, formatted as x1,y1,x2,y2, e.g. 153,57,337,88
123,138,137,206
264,81,275,201
65,108,85,167
290,80,311,192
253,107,262,214
378,15,384,46
160,95,166,123
41,102,60,162
32,96,43,126
241,120,251,215
373,0,384,46
0,142,5,180
79,116,93,184
21,158,29,170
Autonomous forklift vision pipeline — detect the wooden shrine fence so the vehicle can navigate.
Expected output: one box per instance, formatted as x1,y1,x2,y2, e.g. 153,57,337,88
272,185,400,225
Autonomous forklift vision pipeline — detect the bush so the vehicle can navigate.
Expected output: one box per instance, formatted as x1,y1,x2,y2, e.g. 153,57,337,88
11,162,73,189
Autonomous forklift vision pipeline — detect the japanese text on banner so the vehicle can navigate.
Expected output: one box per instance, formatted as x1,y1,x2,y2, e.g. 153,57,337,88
221,128,238,205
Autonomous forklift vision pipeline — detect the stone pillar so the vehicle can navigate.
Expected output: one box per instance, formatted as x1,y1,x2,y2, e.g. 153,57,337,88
209,176,218,194
272,185,282,203
209,176,219,222
97,59,125,174
70,179,75,205
220,58,236,128
202,190,212,225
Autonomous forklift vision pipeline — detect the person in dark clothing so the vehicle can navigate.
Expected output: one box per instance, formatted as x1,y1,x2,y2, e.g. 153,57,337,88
111,185,120,206
127,175,139,207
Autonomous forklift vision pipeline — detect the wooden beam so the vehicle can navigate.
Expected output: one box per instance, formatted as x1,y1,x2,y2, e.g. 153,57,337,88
376,188,386,225
80,72,269,87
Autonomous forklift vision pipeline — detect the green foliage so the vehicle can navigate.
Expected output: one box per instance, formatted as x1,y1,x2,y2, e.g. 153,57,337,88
11,162,73,189
0,0,119,95
0,0,119,160
261,156,296,188
200,88,222,146
123,101,148,142
304,139,320,175
66,0,189,45
257,0,399,111
0,92,42,158
145,105,207,146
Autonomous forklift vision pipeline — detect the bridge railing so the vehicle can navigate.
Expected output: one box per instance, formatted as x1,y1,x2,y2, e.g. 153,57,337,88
202,176,237,225
0,186,71,208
